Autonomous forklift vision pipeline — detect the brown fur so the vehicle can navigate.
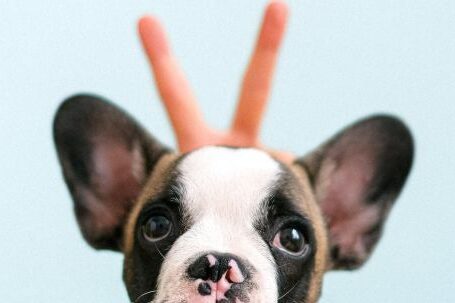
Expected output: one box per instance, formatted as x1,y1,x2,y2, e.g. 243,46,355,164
289,164,329,303
123,153,178,286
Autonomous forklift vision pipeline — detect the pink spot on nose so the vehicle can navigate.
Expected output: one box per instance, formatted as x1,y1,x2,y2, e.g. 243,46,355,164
226,260,245,283
207,254,217,267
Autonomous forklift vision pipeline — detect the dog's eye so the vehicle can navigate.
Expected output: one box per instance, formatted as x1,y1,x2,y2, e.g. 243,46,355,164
273,227,307,256
142,215,172,241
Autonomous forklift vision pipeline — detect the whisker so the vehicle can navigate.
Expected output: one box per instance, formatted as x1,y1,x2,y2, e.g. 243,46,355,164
278,280,299,301
133,289,157,303
154,242,165,260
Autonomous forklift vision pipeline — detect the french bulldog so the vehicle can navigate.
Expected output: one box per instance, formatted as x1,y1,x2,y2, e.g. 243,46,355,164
53,93,413,303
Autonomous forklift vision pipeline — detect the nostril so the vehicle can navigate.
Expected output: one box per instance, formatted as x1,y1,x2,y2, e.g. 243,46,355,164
226,266,234,284
197,282,212,296
187,255,211,280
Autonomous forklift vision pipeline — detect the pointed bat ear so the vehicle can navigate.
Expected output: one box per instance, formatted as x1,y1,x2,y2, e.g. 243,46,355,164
53,94,172,251
294,115,414,270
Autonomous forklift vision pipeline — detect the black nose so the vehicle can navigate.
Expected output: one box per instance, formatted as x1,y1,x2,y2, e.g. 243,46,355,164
187,253,247,282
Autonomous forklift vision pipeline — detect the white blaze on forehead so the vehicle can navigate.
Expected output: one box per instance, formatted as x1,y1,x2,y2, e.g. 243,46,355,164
177,147,281,223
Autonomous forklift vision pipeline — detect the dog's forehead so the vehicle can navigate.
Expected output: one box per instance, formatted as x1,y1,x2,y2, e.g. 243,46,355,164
175,146,282,221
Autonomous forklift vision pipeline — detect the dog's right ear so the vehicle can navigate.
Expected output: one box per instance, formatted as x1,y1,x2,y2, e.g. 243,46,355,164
53,94,171,251
294,115,413,270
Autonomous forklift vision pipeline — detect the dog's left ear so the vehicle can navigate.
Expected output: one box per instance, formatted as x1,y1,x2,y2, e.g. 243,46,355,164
294,115,414,270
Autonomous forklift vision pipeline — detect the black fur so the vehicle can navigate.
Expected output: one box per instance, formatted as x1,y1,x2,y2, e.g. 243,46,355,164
254,173,317,303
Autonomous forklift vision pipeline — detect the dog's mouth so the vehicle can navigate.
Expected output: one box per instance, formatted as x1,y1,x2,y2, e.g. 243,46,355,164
133,293,249,303
132,280,255,303
132,282,254,303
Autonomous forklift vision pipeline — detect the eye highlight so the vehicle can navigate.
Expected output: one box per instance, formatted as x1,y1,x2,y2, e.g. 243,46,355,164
272,226,308,256
142,215,172,242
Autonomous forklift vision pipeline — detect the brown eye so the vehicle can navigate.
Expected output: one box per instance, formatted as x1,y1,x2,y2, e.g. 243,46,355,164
273,227,307,256
142,215,172,242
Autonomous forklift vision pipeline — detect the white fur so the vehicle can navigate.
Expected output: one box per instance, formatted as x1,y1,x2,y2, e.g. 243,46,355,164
153,147,282,303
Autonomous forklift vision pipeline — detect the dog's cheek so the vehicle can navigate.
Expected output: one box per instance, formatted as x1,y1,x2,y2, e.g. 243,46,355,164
272,250,316,302
124,232,182,303
123,245,162,302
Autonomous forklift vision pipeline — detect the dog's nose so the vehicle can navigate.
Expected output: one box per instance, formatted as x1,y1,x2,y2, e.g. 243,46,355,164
187,253,247,298
187,253,246,283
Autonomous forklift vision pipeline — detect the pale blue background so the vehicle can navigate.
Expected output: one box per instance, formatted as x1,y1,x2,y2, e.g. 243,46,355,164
1,0,454,302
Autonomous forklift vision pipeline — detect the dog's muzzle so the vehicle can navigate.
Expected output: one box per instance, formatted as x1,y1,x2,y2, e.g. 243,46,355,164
186,252,253,302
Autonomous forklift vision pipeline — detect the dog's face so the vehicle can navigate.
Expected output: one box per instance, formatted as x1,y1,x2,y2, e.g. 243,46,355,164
123,147,327,303
54,95,413,303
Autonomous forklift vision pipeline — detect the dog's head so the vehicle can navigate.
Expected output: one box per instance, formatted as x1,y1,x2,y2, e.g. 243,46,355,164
54,95,413,303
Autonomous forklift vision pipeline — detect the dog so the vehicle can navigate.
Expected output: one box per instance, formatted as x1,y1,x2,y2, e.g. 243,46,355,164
53,93,413,303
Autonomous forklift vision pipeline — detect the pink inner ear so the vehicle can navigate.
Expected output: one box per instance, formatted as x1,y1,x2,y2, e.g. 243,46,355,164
84,140,145,235
94,140,145,197
318,152,382,263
